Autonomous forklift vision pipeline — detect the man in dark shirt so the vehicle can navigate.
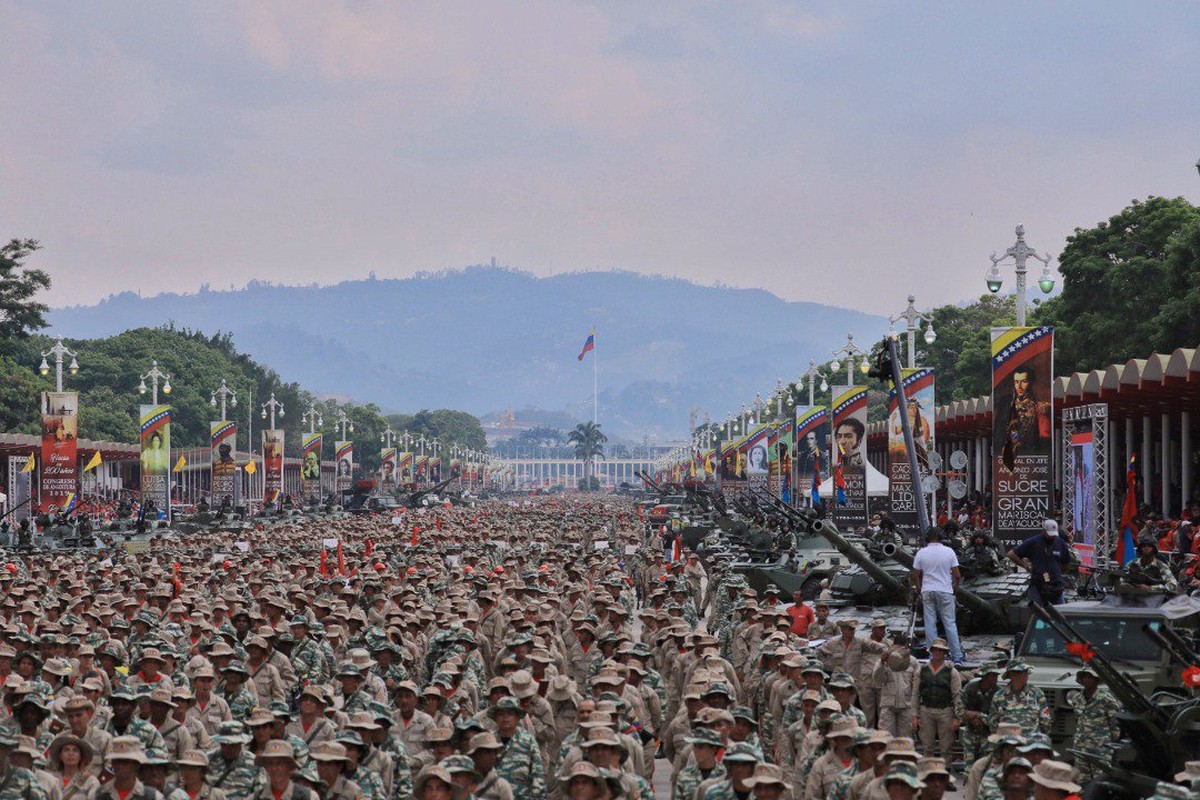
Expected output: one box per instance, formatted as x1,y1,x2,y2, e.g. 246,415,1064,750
1007,519,1071,606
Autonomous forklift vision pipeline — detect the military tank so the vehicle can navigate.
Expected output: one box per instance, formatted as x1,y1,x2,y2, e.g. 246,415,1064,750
755,490,1031,634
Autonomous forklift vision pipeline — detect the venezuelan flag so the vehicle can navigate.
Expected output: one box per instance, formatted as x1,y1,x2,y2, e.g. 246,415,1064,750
577,330,595,361
1116,454,1138,565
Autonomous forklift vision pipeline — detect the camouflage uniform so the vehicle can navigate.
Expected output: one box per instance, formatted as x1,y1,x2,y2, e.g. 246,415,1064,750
0,764,48,800
495,728,547,800
1068,686,1121,780
106,718,166,754
291,638,327,685
205,752,264,800
954,676,998,763
1122,557,1179,593
221,687,257,723
673,763,726,800
986,684,1049,737
378,735,414,800
347,768,385,800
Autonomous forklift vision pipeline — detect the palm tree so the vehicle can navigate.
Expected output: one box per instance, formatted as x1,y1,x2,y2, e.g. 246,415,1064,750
567,421,607,487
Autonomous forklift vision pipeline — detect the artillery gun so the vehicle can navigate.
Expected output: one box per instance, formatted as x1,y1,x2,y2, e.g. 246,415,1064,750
1031,602,1200,799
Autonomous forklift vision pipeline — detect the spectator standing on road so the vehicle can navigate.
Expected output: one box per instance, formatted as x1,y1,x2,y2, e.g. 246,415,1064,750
910,528,964,665
1006,520,1071,607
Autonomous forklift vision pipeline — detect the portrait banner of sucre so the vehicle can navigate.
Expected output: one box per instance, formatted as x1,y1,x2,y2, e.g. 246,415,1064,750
831,385,868,530
262,429,284,506
399,451,414,483
991,326,1054,546
301,433,322,502
210,421,238,508
40,392,79,513
793,406,830,508
139,404,171,519
335,441,354,493
888,369,935,540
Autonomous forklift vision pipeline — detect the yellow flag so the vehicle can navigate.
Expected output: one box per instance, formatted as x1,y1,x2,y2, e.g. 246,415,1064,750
244,458,257,475
173,455,187,473
20,454,35,474
83,451,102,473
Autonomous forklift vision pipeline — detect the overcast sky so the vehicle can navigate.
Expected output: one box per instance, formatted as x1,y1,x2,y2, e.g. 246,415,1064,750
4,1,1199,315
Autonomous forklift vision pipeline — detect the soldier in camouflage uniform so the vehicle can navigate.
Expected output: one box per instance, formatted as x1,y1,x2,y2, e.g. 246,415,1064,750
466,733,514,800
1067,667,1121,782
105,688,166,754
672,730,726,800
1122,536,1179,594
206,723,264,800
336,732,386,800
985,661,1048,738
288,618,328,686
696,741,759,800
955,663,1001,763
489,698,546,800
218,662,257,724
0,732,46,800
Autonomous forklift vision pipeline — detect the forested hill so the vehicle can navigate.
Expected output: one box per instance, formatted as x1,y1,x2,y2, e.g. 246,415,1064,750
49,268,886,437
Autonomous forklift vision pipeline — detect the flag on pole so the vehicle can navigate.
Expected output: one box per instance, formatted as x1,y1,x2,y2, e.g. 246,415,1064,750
62,493,77,514
833,444,847,506
173,455,187,473
20,454,35,474
577,329,596,361
336,540,346,576
82,452,102,473
1117,454,1139,565
319,547,329,578
811,461,822,506
244,458,256,475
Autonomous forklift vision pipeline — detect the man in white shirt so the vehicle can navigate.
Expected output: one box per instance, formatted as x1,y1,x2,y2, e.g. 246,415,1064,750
910,528,964,664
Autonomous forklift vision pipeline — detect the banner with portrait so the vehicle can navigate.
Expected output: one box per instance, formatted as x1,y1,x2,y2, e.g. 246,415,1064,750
301,433,322,503
793,406,830,508
139,405,171,520
210,421,238,509
991,326,1054,546
40,392,79,513
888,368,935,540
768,420,793,501
7,456,33,522
1069,430,1097,566
380,447,398,488
335,441,354,493
744,424,770,493
415,454,429,481
262,429,284,507
399,451,414,483
831,385,869,530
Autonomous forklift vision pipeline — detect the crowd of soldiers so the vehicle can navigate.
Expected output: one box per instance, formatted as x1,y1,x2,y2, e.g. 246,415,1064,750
0,496,1191,800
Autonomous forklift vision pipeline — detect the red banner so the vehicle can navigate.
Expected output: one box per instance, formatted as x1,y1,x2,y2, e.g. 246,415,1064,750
39,392,79,513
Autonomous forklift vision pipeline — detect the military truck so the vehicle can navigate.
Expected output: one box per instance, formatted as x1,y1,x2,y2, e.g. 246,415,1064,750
1021,595,1200,746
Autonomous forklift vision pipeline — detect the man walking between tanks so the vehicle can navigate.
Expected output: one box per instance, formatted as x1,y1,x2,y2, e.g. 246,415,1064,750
1007,519,1071,606
910,528,964,665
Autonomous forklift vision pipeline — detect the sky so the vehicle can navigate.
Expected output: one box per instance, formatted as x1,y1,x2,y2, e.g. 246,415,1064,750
4,1,1199,315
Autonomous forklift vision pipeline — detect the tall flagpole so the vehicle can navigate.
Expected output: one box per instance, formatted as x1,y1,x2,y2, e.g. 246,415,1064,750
593,328,598,426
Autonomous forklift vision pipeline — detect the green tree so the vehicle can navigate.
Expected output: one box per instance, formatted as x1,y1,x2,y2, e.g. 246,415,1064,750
568,421,607,485
1037,196,1200,373
0,239,52,354
913,295,1018,402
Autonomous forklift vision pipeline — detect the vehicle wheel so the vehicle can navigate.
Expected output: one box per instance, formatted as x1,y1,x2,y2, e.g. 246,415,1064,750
799,574,824,600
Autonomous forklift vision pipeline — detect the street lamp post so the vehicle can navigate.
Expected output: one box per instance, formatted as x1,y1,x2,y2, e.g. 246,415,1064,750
829,333,870,387
138,361,172,405
302,403,323,434
210,379,238,422
260,392,285,429
380,425,397,448
39,338,79,392
794,360,829,406
889,295,938,369
335,409,354,440
986,224,1055,327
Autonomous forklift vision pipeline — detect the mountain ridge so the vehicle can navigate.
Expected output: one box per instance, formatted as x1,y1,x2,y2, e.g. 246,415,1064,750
48,267,888,437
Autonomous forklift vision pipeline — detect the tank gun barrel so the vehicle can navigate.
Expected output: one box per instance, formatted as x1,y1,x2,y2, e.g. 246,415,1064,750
1141,624,1200,671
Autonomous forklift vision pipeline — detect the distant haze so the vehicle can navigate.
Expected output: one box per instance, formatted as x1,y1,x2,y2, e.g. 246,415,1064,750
48,268,886,438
